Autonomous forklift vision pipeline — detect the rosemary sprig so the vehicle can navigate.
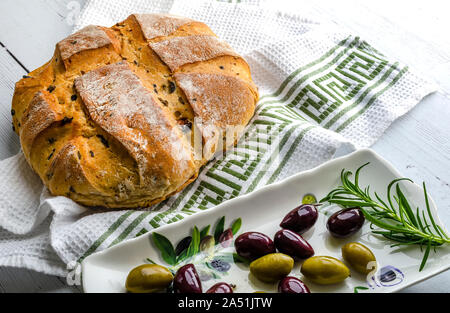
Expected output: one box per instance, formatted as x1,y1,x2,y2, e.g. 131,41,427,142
321,163,450,271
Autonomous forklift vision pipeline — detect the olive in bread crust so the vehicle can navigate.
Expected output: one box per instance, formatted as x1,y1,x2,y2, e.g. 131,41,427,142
11,14,259,208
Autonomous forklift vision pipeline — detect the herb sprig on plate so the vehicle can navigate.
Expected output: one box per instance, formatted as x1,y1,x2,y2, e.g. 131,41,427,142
321,163,450,271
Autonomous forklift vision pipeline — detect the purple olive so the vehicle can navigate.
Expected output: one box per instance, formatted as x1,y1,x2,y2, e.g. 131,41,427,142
278,277,311,294
173,264,202,293
274,229,314,260
235,232,276,260
175,236,192,256
327,207,365,238
219,228,233,248
280,204,318,234
206,282,234,294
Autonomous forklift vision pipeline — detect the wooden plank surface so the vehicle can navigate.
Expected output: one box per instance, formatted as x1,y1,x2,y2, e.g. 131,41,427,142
0,0,83,71
0,0,85,293
0,47,22,160
0,0,449,293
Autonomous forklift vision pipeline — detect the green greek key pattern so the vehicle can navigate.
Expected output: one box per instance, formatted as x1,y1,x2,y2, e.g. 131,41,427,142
262,37,406,130
78,36,408,262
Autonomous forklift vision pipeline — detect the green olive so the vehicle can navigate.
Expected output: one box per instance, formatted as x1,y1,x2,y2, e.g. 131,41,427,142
200,235,215,257
301,256,350,285
126,264,174,293
342,242,376,275
250,253,294,283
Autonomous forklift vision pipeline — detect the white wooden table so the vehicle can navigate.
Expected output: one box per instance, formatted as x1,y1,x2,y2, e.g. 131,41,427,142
0,0,449,293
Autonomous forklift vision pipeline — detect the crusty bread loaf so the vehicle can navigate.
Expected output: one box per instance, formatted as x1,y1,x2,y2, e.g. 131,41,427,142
11,14,258,209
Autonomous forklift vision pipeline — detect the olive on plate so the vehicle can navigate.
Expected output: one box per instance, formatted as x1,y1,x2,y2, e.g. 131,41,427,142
327,207,365,238
206,282,234,293
175,236,192,256
250,253,294,283
301,256,350,285
278,277,310,294
280,204,318,234
199,235,215,257
173,264,202,293
302,194,318,205
125,264,173,293
342,242,377,275
274,229,314,260
235,232,276,261
219,228,234,248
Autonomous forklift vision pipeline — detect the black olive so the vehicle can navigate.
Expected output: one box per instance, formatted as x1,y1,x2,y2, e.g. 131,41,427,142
158,98,169,106
177,118,192,133
97,135,110,148
175,236,192,256
61,117,74,126
327,207,365,238
168,81,176,94
47,149,56,160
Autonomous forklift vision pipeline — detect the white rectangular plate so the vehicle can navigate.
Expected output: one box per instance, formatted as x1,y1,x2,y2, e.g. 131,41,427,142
82,149,450,293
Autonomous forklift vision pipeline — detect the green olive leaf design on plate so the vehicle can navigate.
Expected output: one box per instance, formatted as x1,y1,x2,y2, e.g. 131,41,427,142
200,225,211,240
354,286,369,293
152,233,177,266
185,226,201,261
232,252,251,265
214,216,226,242
151,216,242,276
231,218,242,235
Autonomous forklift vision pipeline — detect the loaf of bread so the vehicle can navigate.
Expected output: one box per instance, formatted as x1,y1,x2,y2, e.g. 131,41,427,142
11,14,258,208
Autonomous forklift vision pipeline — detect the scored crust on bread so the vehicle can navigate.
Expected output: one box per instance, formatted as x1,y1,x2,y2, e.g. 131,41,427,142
133,14,194,40
57,25,116,62
20,91,64,161
74,62,196,195
150,35,240,71
11,14,259,209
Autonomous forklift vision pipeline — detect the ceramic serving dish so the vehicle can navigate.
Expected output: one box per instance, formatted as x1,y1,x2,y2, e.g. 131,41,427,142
82,149,450,293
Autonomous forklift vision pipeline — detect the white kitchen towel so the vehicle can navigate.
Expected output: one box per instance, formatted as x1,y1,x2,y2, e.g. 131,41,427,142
0,0,437,278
